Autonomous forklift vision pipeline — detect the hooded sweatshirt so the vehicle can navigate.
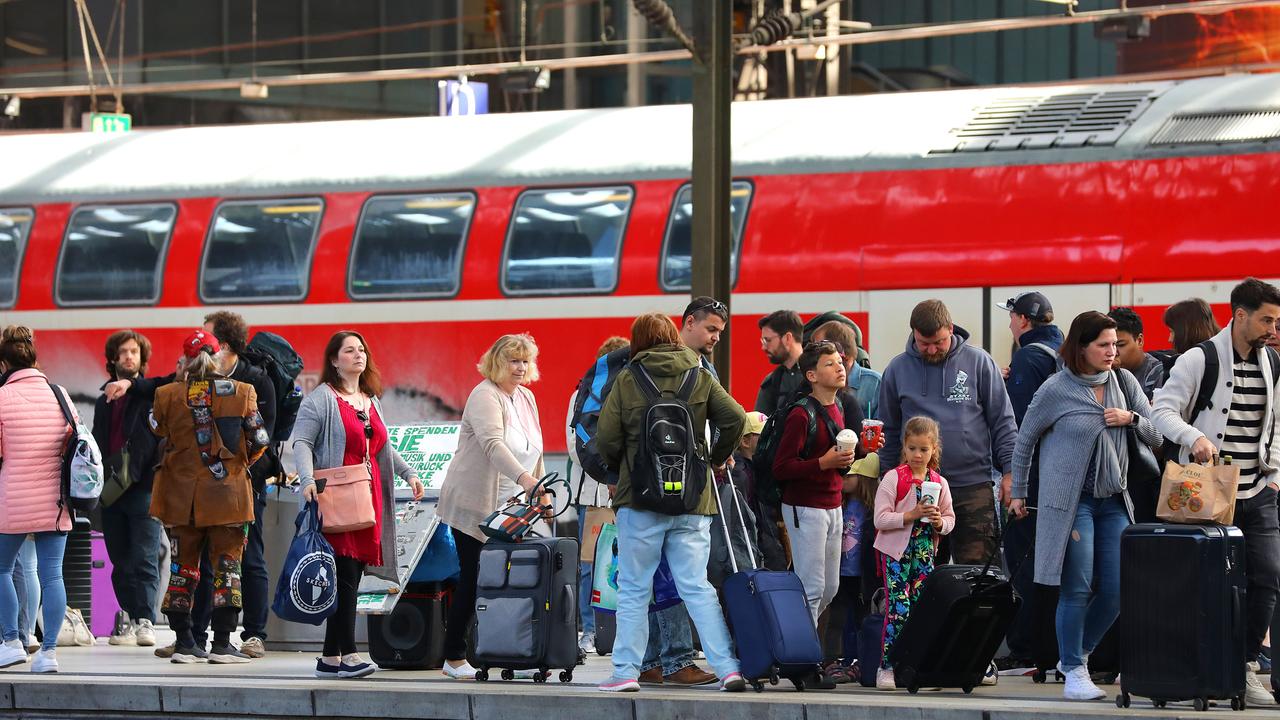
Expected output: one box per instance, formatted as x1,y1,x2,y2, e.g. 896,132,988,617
596,344,747,514
1006,323,1065,424
877,325,1018,488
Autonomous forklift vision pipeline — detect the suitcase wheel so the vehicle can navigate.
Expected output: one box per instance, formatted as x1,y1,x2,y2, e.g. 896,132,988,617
1032,669,1045,684
1115,692,1131,709
750,680,764,693
1230,696,1244,711
535,668,550,683
769,670,779,686
476,669,489,682
501,669,515,681
559,670,573,683
1152,700,1167,709
1193,698,1208,712
962,686,974,695
907,685,919,695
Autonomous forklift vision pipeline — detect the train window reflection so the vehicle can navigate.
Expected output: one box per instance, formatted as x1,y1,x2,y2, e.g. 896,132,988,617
660,182,752,291
201,199,323,302
57,204,175,306
349,193,474,299
0,209,33,308
502,186,632,295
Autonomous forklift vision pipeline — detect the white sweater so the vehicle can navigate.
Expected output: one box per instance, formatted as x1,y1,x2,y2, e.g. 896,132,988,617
1151,323,1280,500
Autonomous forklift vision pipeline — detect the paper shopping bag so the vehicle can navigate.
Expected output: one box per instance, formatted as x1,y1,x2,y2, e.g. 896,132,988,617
1156,459,1240,525
581,506,615,562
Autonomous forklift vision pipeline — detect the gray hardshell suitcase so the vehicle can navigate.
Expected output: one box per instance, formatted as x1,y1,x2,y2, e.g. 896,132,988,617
472,537,582,682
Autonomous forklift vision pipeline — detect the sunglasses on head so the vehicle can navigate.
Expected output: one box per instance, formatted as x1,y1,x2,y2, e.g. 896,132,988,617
686,299,727,317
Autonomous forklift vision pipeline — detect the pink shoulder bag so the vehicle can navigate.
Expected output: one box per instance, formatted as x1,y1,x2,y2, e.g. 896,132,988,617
314,393,376,533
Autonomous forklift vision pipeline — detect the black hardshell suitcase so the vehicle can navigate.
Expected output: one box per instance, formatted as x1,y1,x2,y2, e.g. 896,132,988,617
1117,524,1246,711
471,537,582,683
889,564,1020,694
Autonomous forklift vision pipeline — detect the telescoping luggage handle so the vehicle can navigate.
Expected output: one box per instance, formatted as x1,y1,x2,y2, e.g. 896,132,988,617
713,471,759,576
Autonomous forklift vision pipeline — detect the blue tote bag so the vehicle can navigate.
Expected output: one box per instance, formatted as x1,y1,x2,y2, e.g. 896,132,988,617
272,500,339,625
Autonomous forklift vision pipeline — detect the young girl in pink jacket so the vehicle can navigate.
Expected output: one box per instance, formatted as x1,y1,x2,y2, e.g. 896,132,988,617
871,416,955,690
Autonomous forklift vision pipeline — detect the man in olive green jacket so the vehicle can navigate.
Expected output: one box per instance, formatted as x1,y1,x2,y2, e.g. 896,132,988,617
595,341,748,693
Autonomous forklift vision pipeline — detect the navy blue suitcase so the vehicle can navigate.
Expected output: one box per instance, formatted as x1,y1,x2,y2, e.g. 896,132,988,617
715,474,822,691
1117,524,1246,711
857,597,886,688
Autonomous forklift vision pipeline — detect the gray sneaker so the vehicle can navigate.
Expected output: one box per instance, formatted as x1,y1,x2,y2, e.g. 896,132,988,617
108,611,136,646
208,643,252,664
240,637,266,658
171,645,209,664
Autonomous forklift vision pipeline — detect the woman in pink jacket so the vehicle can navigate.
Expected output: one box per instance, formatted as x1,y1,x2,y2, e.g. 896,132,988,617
0,327,75,674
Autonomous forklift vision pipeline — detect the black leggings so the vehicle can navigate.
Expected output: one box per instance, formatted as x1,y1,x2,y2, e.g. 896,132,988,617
444,528,484,661
323,555,366,657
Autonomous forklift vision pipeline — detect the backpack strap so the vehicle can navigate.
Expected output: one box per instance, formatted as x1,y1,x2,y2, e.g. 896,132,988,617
675,368,699,402
1191,339,1219,420
582,354,612,414
630,363,662,401
894,464,918,504
1024,342,1057,362
45,378,75,430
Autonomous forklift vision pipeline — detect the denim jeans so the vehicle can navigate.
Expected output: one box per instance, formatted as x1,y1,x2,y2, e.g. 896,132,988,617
12,537,38,646
0,532,67,652
101,487,163,623
1056,495,1127,669
611,507,739,681
575,505,595,635
642,602,695,675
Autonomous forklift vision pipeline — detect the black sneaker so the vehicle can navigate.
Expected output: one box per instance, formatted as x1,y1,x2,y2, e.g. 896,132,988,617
315,658,341,678
994,654,1035,677
170,645,209,664
208,643,252,664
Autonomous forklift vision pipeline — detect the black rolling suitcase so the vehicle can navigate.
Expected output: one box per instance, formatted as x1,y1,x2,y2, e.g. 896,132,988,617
889,562,1020,694
471,537,582,683
1116,524,1246,711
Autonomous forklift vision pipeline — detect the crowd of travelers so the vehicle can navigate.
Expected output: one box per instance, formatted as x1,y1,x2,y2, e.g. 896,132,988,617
0,279,1275,707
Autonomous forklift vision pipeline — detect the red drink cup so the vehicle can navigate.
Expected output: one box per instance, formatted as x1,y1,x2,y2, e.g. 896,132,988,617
861,419,884,451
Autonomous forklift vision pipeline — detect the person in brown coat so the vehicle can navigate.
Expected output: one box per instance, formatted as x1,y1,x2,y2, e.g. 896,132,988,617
150,330,269,665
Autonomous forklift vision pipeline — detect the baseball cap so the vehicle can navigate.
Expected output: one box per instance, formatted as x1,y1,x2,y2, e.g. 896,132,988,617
743,411,767,436
182,330,221,359
997,291,1053,322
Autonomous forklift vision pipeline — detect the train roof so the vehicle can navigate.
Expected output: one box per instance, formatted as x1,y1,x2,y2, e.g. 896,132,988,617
3,73,1280,204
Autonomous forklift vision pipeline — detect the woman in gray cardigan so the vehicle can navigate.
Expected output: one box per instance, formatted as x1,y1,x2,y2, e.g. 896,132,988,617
295,331,423,680
1009,311,1161,702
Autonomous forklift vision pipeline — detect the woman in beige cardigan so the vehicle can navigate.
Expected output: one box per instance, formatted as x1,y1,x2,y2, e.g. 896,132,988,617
436,333,549,679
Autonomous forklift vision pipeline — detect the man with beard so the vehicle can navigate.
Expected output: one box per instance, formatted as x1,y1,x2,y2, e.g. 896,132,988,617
1153,278,1280,707
756,310,805,416
878,300,1017,565
680,297,728,381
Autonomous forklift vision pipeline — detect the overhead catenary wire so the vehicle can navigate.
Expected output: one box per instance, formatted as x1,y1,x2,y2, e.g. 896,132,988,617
3,0,1279,100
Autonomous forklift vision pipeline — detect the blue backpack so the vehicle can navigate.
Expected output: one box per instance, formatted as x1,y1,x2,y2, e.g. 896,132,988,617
571,347,631,485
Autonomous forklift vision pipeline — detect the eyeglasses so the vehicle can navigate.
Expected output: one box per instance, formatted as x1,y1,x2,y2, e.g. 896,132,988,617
685,298,727,318
355,409,373,439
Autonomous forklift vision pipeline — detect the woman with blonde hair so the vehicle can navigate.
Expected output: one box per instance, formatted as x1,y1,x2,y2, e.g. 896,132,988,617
437,333,550,679
295,330,424,679
0,326,75,673
149,330,271,665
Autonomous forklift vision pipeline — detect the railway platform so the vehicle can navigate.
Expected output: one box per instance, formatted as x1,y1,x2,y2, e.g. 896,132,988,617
0,634,1269,720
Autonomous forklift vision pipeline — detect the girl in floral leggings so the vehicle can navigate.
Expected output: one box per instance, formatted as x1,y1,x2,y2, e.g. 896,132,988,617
871,416,955,690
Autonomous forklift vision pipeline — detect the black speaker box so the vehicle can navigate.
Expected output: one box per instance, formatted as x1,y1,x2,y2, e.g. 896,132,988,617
367,582,449,669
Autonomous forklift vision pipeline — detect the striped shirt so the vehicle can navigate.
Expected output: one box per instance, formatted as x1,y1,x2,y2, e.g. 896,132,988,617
1221,350,1267,497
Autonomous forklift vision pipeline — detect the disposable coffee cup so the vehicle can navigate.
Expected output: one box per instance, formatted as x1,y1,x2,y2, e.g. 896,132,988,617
836,429,858,455
920,480,942,507
861,419,885,450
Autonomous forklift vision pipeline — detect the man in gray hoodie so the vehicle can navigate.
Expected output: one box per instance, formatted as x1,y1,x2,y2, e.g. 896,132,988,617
878,299,1018,564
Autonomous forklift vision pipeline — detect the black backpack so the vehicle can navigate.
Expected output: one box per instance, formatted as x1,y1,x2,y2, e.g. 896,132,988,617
628,364,707,516
1189,339,1280,419
752,393,841,509
570,347,631,485
241,331,304,444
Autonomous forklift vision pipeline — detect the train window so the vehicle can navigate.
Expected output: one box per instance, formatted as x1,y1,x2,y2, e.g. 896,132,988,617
0,208,33,308
56,204,176,306
349,193,474,299
200,199,323,302
501,186,633,295
660,181,752,291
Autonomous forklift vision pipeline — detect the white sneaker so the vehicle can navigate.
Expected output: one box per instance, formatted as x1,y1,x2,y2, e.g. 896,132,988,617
134,619,156,647
876,667,897,690
30,649,57,674
578,631,595,654
981,661,999,686
1245,667,1276,706
1063,665,1106,701
441,660,476,680
0,640,27,668
109,611,137,646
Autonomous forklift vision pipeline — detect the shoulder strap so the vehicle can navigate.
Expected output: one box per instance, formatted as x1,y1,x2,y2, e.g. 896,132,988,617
895,464,914,504
630,364,661,401
675,368,699,402
798,396,822,458
1266,346,1280,385
1024,342,1057,362
45,379,75,429
1191,339,1219,418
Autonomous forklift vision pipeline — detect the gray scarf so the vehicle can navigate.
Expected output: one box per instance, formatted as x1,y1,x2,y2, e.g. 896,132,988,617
1064,368,1129,499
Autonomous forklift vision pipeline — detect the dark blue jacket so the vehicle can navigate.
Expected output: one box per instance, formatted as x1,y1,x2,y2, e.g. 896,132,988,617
1006,324,1064,425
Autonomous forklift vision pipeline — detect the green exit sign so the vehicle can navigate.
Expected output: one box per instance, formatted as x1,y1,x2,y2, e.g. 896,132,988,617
82,112,132,133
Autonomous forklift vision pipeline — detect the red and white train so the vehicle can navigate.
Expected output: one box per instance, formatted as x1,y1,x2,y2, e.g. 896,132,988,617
2,72,1278,451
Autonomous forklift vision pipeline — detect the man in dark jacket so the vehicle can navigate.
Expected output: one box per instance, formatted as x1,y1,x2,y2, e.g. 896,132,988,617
755,310,805,416
996,291,1062,675
93,330,164,648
